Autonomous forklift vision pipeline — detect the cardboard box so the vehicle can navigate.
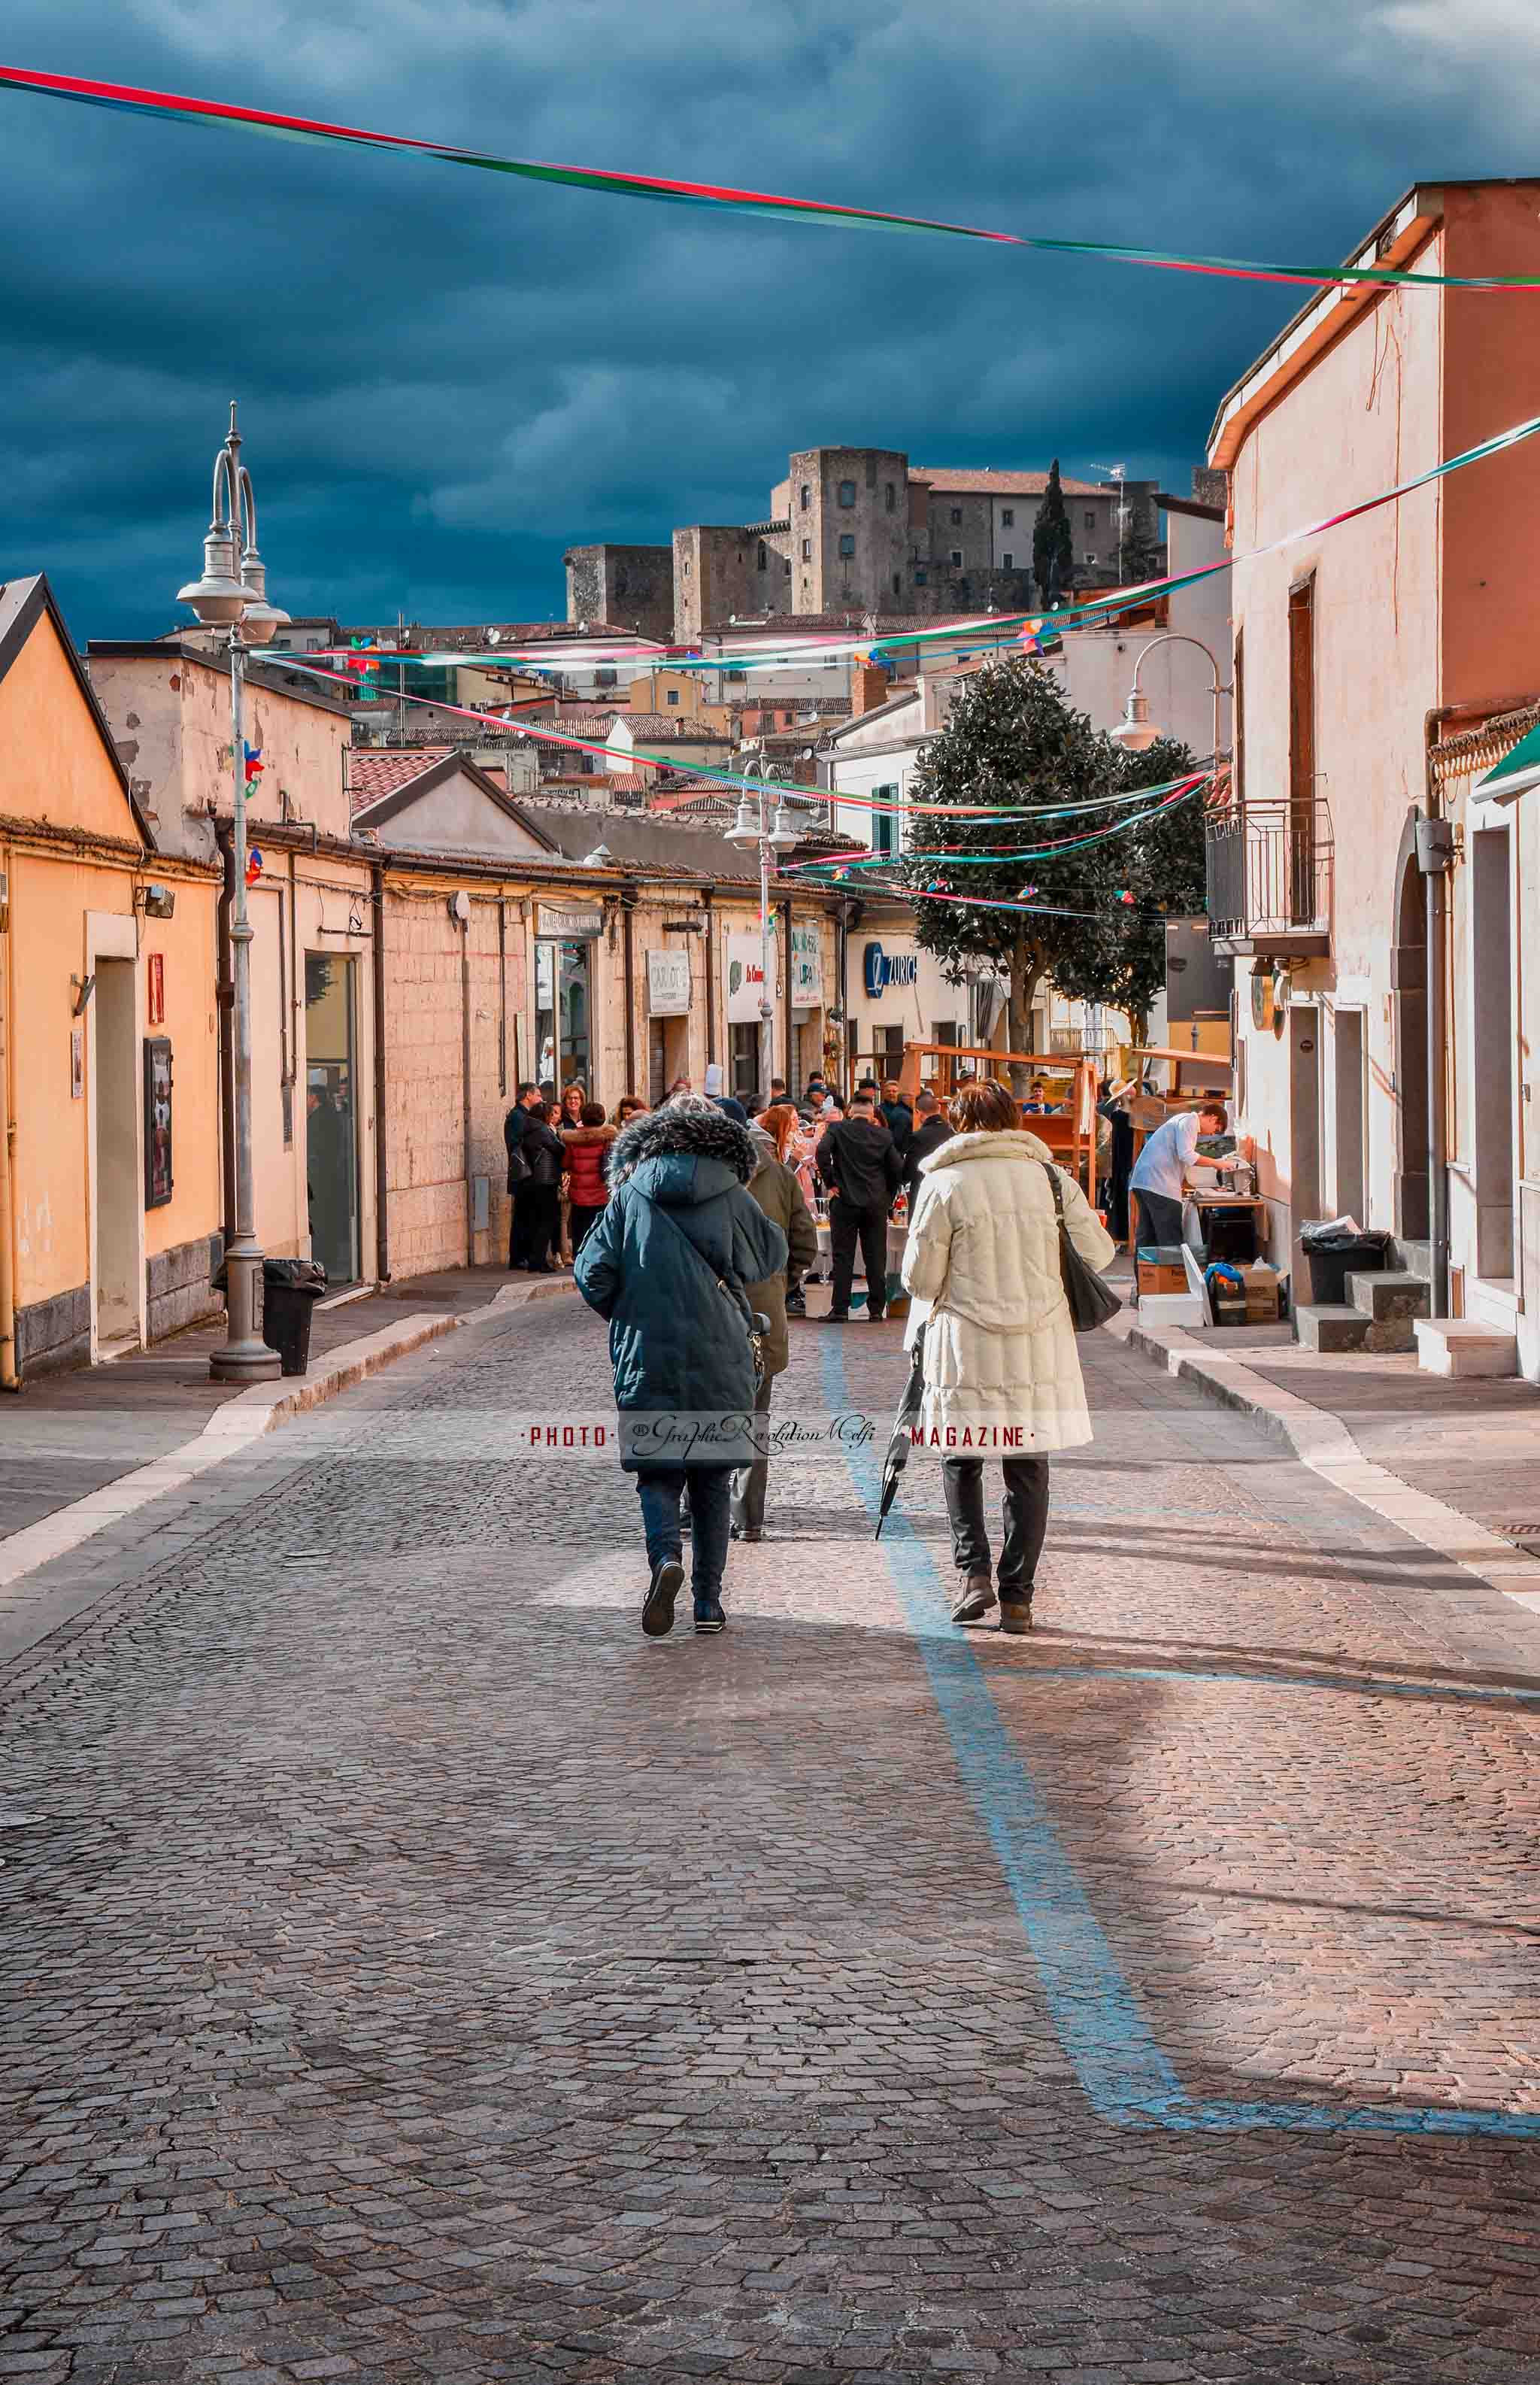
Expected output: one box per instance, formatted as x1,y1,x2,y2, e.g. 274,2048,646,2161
1137,1244,1189,1297
1238,1261,1281,1322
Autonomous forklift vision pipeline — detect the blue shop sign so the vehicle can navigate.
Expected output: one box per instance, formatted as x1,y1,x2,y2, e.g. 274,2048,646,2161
863,939,919,998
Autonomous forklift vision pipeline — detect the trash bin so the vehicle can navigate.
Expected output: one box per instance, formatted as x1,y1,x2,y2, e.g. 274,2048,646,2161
1299,1226,1390,1306
259,1257,328,1376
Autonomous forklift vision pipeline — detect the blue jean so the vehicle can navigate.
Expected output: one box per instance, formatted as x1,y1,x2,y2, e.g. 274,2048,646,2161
635,1467,733,1597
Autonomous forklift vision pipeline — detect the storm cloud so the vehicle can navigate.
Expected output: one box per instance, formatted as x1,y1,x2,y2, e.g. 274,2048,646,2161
2,0,1534,638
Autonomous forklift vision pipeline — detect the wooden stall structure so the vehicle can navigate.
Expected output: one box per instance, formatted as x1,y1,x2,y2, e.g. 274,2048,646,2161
896,1041,1100,1200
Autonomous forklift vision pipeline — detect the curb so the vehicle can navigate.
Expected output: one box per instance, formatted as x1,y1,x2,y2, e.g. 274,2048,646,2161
0,1276,578,1597
1109,1310,1540,1619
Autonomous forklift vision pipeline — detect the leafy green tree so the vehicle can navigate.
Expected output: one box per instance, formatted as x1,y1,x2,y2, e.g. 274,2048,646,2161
897,666,1212,1070
1050,735,1208,1042
1032,459,1075,606
897,658,1123,1077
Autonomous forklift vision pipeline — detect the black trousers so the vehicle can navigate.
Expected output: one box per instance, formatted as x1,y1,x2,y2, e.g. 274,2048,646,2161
512,1181,558,1268
941,1456,1050,1595
829,1200,890,1319
1133,1188,1184,1253
730,1373,775,1533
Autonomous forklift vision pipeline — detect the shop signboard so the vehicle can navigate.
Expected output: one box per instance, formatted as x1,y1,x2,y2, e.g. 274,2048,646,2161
726,933,772,1024
862,939,920,1000
790,921,822,1010
536,903,603,939
647,948,692,1017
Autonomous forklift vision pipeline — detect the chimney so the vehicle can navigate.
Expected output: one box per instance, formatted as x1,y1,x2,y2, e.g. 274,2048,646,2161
851,664,891,716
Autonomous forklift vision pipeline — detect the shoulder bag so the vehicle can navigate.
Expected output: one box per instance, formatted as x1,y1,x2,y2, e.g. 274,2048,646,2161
1039,1163,1121,1334
647,1194,768,1383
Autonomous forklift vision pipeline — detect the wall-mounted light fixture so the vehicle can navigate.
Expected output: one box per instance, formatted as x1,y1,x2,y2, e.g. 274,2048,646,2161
71,973,96,1016
137,883,177,921
447,891,471,928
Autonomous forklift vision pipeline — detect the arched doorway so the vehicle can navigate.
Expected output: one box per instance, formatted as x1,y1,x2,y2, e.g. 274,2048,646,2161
1392,844,1429,1242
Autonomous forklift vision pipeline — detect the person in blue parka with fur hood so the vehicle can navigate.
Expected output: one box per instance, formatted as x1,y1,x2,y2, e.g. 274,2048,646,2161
574,1092,787,1640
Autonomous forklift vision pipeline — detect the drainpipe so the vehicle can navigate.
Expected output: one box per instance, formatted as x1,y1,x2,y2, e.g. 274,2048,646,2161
457,897,474,1265
214,821,237,1252
0,847,15,1388
371,862,391,1284
703,888,717,1068
781,894,794,1090
622,891,637,1092
1420,712,1457,1318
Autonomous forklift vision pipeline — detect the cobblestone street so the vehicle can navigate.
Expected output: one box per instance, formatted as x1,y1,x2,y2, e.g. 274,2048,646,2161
2,1295,1539,2384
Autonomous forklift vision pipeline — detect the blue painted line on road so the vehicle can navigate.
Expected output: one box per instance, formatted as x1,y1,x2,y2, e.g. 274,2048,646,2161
825,1339,1540,2139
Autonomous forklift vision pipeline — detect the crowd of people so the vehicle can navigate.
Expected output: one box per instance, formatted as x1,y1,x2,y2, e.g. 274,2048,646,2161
505,1065,1117,1646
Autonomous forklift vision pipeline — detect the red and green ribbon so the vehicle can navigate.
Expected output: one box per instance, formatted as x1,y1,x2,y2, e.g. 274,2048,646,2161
6,62,1540,293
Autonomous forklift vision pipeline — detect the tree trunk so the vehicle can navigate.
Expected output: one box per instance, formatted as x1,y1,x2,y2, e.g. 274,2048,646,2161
1005,940,1044,1095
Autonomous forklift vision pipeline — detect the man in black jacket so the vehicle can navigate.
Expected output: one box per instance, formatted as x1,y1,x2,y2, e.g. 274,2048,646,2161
903,1088,953,1206
816,1092,902,1323
505,1085,565,1271
878,1079,914,1161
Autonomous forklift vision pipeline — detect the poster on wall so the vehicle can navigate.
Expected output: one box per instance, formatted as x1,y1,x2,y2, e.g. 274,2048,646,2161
790,921,821,1010
144,1036,174,1208
646,949,691,1016
726,933,772,1024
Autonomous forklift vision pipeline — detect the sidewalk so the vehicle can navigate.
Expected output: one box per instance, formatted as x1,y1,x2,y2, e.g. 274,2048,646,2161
1120,1306,1540,1615
0,1267,569,1556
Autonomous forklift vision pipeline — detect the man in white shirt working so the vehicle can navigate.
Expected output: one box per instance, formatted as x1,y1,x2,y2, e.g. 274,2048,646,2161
1129,1100,1250,1252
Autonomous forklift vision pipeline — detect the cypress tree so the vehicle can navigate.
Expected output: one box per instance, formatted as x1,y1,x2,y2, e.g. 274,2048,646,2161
1032,459,1075,607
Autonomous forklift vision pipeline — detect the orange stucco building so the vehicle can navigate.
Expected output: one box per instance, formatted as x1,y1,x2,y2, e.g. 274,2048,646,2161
0,577,223,1379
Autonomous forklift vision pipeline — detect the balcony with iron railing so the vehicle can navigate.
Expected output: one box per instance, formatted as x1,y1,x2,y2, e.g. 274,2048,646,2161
1205,793,1333,958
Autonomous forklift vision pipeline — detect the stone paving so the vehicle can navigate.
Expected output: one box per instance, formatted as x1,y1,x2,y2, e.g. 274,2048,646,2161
0,1270,515,1546
2,1297,1539,2383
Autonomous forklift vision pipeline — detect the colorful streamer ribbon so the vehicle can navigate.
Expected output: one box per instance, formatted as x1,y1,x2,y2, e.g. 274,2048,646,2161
6,62,1540,293
267,657,1041,815
785,774,1209,871
255,400,1540,690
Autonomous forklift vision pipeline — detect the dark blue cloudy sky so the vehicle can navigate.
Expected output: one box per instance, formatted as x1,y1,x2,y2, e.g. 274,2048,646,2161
0,1,1531,639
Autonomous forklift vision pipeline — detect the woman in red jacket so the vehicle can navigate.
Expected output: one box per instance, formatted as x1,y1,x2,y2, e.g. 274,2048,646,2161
562,1101,617,1256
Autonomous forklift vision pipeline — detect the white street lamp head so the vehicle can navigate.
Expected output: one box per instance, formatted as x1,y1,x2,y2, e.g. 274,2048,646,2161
177,521,250,627
767,803,802,851
1111,685,1160,752
725,797,759,847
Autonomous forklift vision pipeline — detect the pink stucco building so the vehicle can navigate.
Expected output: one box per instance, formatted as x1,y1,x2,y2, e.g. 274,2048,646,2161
1208,179,1540,1377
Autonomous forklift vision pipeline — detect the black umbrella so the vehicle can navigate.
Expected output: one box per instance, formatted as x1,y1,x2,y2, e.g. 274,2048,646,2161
875,1323,926,1538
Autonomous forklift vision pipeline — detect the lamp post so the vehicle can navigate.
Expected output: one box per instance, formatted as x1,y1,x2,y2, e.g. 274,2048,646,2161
1111,631,1231,769
177,403,290,1382
726,754,802,1103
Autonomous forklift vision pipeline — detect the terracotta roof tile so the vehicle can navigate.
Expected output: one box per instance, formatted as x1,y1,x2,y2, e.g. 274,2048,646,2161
346,747,453,809
911,467,1105,497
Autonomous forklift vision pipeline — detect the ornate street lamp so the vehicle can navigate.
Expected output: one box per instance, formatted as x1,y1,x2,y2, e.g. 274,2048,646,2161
177,403,290,1382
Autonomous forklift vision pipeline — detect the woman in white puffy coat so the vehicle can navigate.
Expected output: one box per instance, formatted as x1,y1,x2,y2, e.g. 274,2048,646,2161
900,1079,1116,1633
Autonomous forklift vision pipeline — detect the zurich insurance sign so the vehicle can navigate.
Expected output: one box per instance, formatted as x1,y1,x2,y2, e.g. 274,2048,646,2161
863,939,919,999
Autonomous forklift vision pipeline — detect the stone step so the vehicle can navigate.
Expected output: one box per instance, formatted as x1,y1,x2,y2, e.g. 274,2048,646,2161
1293,1303,1372,1354
1413,1318,1520,1379
1345,1269,1430,1351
